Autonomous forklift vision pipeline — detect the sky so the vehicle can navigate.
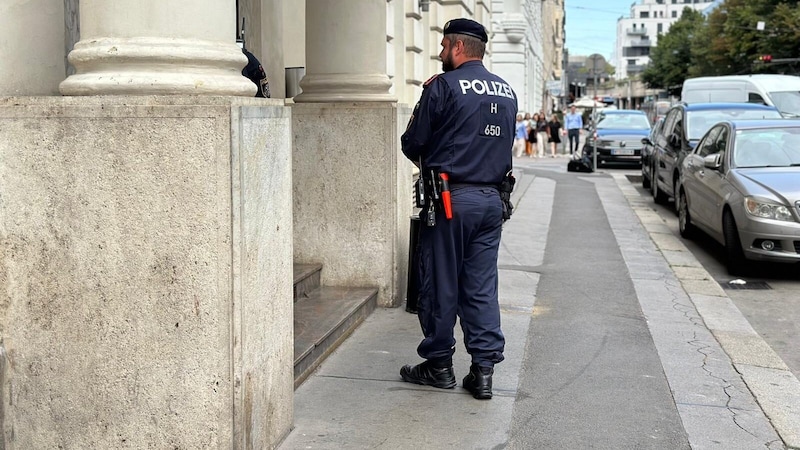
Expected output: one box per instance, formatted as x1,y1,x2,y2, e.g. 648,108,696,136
564,0,636,65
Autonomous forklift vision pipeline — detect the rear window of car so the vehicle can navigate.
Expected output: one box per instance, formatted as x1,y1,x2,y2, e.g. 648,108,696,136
596,114,651,130
686,109,783,140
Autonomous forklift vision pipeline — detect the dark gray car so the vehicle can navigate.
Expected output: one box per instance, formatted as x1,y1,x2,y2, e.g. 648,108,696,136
641,117,664,190
651,102,782,210
678,119,800,275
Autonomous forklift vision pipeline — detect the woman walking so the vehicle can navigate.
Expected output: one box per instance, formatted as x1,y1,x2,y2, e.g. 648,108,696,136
527,113,540,158
547,114,563,157
535,113,548,158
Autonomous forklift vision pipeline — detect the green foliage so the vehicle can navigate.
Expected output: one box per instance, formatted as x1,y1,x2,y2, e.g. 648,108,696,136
644,1,800,88
642,8,705,90
577,62,614,77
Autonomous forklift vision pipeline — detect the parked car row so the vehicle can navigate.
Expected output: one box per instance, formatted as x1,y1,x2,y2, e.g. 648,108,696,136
677,119,800,275
636,99,799,275
648,103,783,206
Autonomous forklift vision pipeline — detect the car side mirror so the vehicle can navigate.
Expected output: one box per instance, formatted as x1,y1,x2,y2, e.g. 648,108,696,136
641,137,652,146
703,153,723,170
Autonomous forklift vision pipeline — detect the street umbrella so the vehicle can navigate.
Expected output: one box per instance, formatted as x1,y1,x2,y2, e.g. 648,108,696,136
570,97,605,108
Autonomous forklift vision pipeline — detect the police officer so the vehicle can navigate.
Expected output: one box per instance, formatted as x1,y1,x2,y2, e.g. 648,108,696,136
242,48,271,98
400,18,517,400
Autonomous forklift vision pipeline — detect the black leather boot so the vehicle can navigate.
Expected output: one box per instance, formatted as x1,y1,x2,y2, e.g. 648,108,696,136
400,360,456,389
463,364,493,399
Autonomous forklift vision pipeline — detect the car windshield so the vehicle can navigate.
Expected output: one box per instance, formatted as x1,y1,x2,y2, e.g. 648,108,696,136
596,113,650,130
733,127,800,168
686,108,783,140
768,91,800,117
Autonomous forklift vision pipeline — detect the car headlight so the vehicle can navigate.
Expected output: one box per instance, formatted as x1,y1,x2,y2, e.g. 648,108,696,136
744,197,795,222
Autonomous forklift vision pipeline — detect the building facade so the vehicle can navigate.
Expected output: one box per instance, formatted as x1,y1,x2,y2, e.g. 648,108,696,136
489,0,553,114
1,1,563,449
541,0,565,112
615,0,714,80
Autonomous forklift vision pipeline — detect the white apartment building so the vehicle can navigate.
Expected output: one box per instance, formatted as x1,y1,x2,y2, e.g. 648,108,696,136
615,0,713,80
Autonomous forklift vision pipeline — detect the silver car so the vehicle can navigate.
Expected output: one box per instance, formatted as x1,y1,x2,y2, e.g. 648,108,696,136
678,119,800,275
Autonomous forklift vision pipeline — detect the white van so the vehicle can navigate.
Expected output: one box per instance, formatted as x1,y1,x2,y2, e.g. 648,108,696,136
681,74,800,117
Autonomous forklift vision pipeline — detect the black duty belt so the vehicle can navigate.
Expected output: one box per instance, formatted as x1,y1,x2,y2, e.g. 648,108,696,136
449,183,499,191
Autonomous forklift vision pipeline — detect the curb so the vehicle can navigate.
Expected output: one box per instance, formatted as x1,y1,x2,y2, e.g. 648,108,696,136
612,173,800,450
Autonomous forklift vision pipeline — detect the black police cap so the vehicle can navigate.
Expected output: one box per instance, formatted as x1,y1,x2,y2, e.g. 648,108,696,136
443,18,488,43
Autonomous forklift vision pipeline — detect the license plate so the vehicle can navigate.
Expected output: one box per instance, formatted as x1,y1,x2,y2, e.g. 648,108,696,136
612,149,635,156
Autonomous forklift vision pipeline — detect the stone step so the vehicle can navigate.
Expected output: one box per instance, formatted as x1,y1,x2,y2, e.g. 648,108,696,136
293,285,378,388
293,263,322,302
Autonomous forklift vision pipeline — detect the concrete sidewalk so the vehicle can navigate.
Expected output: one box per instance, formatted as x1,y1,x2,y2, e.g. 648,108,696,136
278,165,799,449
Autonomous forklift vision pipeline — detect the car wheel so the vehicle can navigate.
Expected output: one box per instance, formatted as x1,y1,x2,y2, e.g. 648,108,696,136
652,175,669,205
678,189,696,239
642,163,651,189
723,210,748,276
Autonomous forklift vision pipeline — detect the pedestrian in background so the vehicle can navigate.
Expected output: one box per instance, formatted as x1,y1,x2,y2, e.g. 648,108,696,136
514,113,527,157
400,18,516,400
527,112,540,158
547,114,562,157
565,105,583,154
535,113,548,158
523,112,533,156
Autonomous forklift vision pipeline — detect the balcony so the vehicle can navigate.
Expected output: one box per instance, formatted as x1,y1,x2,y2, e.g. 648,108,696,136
630,38,651,47
626,27,647,36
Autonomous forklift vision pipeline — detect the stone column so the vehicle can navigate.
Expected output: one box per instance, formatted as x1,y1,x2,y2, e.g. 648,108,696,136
0,0,66,95
59,0,254,96
294,0,395,102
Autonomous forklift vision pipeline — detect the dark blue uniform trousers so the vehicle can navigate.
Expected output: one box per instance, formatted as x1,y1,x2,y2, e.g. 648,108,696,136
416,186,505,368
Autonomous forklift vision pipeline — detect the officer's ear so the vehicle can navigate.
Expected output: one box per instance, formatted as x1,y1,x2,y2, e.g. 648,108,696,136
454,39,466,55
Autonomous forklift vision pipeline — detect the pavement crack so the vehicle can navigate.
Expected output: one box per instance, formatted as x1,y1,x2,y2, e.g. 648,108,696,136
689,334,760,439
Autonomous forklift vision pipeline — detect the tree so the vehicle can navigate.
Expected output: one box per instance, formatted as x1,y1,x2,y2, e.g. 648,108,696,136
642,8,705,91
699,0,800,75
689,6,731,77
647,1,800,82
757,2,800,74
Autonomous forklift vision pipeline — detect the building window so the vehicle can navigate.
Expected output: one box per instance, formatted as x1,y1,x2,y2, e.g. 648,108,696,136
660,11,663,17
672,10,677,17
657,23,663,33
628,59,637,65
640,11,649,18
672,0,676,3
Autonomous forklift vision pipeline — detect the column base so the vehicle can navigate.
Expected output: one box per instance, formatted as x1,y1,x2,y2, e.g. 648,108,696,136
59,37,255,96
293,73,396,103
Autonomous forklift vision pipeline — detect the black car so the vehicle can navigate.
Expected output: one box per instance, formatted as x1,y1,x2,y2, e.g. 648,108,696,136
650,102,782,209
583,110,651,166
641,117,664,190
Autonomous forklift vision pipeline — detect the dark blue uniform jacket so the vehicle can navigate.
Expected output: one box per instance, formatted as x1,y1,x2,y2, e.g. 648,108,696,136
401,60,517,185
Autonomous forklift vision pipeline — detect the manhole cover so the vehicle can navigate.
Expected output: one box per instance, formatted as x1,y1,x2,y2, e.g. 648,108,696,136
723,280,772,290
626,174,643,184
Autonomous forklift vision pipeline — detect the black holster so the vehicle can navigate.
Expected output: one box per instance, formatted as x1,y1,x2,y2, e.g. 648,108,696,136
499,171,516,221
